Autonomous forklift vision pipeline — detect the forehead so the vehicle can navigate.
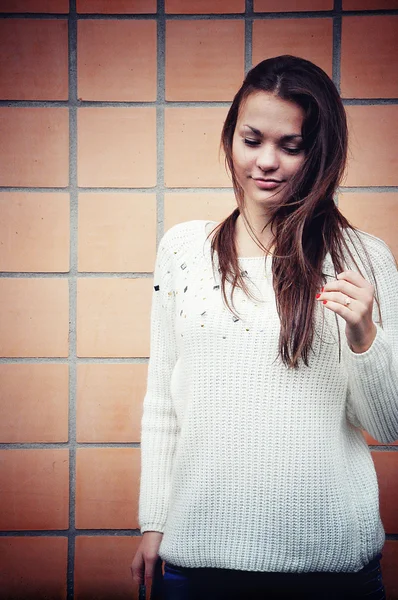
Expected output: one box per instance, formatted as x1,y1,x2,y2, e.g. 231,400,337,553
236,91,304,134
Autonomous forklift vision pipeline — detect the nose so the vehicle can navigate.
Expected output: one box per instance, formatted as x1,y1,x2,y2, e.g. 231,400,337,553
256,143,279,172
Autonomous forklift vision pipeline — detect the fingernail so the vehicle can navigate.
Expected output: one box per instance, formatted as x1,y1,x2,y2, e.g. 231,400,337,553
321,286,324,292
322,300,327,304
316,293,321,299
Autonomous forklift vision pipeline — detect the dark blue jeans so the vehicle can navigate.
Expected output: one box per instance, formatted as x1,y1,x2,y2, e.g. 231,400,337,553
160,553,385,600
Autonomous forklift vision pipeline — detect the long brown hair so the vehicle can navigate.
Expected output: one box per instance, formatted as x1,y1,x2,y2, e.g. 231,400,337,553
211,55,375,368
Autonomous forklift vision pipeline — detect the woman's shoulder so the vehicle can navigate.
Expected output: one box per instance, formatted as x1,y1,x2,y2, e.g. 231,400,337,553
160,220,217,251
341,227,397,281
157,220,217,269
343,227,395,263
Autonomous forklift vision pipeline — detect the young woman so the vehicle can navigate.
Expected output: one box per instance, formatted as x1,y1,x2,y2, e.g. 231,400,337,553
131,56,398,599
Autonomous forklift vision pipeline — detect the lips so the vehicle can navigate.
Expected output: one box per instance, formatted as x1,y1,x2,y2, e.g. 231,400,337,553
252,178,284,190
253,178,283,183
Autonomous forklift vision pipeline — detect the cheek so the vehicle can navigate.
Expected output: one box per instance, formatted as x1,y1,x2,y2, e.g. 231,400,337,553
287,156,305,177
232,158,249,185
232,145,251,175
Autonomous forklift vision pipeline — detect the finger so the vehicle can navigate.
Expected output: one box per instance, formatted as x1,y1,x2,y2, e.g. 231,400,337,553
322,275,374,306
131,559,145,586
321,299,358,323
144,558,156,586
319,292,355,307
322,279,359,299
145,580,152,600
336,270,373,291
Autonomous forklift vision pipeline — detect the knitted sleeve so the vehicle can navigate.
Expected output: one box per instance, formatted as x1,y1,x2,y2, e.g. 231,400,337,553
138,230,178,533
344,236,398,443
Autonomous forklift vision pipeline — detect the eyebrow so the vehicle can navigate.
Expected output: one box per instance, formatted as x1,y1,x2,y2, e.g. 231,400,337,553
243,124,302,140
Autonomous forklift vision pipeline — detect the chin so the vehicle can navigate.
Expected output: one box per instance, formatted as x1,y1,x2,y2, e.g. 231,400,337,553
247,189,284,205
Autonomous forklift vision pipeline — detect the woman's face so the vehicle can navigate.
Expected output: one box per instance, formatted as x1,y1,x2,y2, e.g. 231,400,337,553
231,91,306,211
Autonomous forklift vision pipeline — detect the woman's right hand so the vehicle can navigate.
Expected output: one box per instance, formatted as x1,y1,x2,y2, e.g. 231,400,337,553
131,531,164,592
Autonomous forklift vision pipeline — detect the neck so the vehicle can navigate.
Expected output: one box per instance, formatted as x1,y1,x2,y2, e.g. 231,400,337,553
235,207,274,257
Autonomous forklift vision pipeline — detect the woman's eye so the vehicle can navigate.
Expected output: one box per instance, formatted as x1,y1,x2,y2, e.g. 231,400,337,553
283,147,302,155
243,138,260,146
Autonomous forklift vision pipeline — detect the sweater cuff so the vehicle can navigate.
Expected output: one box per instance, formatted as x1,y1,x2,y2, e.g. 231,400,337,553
343,324,386,362
140,524,165,535
343,323,394,393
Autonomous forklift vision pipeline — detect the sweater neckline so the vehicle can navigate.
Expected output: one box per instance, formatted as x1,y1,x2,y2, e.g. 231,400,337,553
203,220,273,263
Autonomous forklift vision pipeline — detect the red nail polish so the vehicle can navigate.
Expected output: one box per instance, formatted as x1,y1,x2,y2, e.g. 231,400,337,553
322,300,327,304
321,286,324,292
316,293,321,299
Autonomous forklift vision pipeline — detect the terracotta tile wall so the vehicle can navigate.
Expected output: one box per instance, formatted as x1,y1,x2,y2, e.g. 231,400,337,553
0,1,397,599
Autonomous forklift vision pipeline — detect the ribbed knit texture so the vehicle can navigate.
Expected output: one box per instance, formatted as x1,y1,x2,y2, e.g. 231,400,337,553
139,219,398,573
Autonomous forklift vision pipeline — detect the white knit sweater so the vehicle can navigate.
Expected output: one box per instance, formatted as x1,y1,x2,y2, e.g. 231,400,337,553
138,219,398,573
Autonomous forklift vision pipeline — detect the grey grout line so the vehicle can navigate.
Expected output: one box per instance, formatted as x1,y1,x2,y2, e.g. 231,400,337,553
244,0,253,74
332,0,342,94
338,187,398,192
342,9,398,16
0,529,147,537
368,446,398,452
342,98,398,105
2,98,398,108
0,357,150,363
66,449,76,600
0,13,70,19
234,11,334,19
0,442,142,449
156,0,166,244
67,2,77,599
1,8,397,20
1,186,397,195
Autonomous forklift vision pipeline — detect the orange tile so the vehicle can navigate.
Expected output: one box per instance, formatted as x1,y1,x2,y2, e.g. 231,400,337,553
254,0,333,10
78,193,156,273
166,20,244,101
76,448,140,529
338,193,398,260
0,20,68,101
253,19,333,78
0,108,69,187
381,540,398,600
362,430,398,447
77,0,156,12
77,107,156,188
0,0,69,11
76,363,147,443
344,106,398,187
77,278,152,357
166,0,244,14
341,16,398,99
0,449,69,530
78,20,156,102
0,537,67,600
372,451,398,534
343,0,398,8
0,192,70,273
164,107,231,187
0,279,69,358
75,536,141,600
0,364,68,443
164,192,236,230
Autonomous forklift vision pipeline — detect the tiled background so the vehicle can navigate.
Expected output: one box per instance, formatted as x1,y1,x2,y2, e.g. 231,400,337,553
0,0,397,598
